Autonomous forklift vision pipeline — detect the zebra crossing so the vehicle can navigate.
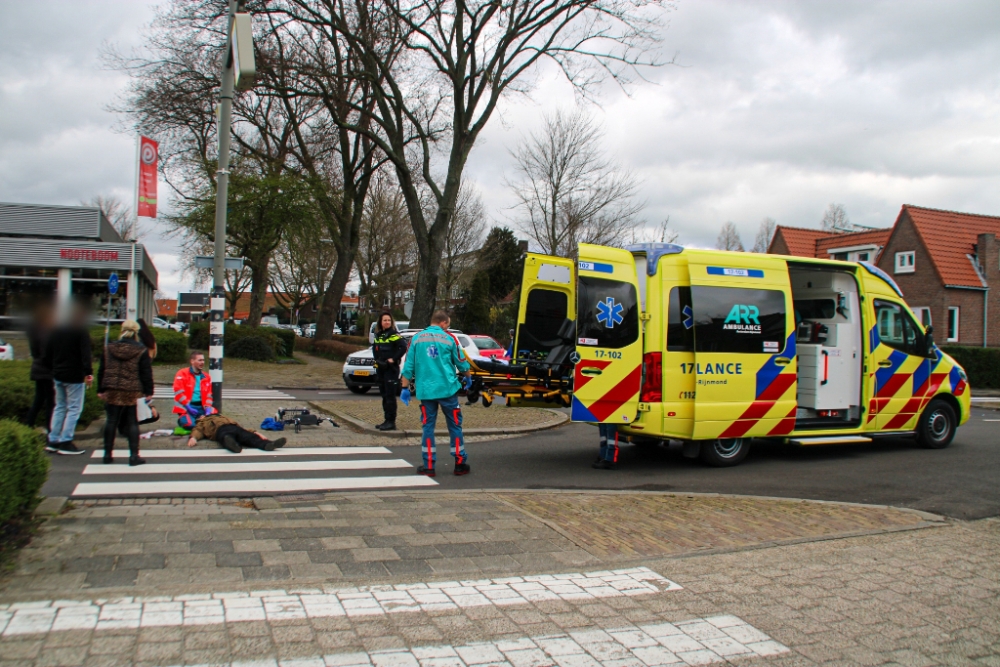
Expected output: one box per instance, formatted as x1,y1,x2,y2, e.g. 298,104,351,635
70,446,437,497
151,387,296,400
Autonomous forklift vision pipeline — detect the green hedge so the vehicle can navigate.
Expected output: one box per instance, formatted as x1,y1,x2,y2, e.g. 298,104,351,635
0,420,49,524
189,323,290,359
940,345,1000,390
229,336,277,361
0,361,103,429
295,336,367,361
90,327,187,364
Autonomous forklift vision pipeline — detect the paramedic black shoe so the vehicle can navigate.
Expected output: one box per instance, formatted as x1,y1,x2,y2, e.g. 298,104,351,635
221,435,242,453
454,463,470,476
417,466,436,477
375,421,390,430
272,437,287,449
380,422,396,431
592,460,617,470
56,442,85,455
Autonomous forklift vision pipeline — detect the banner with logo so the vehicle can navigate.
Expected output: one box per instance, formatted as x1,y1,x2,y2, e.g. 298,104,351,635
137,136,158,218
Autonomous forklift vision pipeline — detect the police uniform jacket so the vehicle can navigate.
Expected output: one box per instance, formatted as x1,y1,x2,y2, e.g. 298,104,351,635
373,328,407,371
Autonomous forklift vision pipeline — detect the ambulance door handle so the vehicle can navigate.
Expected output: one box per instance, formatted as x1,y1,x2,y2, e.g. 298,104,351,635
580,368,603,376
878,360,893,368
821,350,829,386
774,357,792,366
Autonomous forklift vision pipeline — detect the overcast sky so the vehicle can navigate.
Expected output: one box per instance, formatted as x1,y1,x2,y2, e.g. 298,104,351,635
2,1,1000,297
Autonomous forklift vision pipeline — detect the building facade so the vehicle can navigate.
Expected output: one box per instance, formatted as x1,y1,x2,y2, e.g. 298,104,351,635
0,202,158,327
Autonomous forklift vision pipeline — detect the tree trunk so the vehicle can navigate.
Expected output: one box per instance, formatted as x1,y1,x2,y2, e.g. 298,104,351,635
315,248,355,341
246,259,270,327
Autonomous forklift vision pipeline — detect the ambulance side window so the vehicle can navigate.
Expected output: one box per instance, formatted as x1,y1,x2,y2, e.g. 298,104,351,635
666,287,694,352
873,299,926,356
577,277,639,349
691,286,787,354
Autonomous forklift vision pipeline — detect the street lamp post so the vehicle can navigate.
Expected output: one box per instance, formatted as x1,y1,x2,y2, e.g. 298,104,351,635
210,0,254,410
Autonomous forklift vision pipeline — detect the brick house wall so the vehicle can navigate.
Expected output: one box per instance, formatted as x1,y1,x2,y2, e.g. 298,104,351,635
769,235,791,255
976,233,1000,347
877,211,987,346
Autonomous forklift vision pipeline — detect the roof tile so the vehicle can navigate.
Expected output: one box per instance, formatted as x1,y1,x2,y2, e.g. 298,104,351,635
902,205,1000,288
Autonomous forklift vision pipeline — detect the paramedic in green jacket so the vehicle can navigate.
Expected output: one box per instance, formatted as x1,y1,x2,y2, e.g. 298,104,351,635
400,310,471,477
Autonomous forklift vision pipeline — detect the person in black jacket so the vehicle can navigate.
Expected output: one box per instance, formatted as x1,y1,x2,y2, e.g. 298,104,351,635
372,312,408,431
42,303,93,455
25,304,55,430
97,320,154,466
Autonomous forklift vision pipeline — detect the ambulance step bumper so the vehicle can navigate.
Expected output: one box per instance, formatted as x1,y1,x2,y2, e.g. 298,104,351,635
790,435,873,446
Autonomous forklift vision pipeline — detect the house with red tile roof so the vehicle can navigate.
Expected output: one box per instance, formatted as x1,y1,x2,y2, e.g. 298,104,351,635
876,205,1000,347
769,226,892,263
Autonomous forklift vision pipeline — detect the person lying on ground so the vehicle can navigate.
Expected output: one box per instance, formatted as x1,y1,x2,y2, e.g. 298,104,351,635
185,413,287,453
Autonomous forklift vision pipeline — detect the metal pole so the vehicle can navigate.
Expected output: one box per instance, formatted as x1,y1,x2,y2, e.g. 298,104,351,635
211,0,239,412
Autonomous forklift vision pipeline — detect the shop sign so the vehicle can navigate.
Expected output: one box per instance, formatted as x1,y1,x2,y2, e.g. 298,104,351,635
60,248,120,261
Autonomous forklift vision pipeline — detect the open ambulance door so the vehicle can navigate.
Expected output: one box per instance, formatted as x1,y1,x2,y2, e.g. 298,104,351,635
571,244,643,424
687,254,798,440
512,253,576,363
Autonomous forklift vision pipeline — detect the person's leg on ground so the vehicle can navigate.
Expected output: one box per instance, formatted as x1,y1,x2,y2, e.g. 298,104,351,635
47,380,68,451
177,405,205,430
380,370,399,430
52,383,86,454
594,423,619,470
418,400,439,475
26,379,53,428
232,425,284,451
103,403,124,463
439,395,468,475
122,405,143,466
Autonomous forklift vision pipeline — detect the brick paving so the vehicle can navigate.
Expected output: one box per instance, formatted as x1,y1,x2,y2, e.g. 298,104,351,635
314,401,565,434
1,493,997,666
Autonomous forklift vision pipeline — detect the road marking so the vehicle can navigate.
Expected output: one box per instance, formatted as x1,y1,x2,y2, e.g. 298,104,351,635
71,475,438,496
82,459,412,475
983,419,1000,422
87,447,392,458
162,619,789,667
0,568,680,635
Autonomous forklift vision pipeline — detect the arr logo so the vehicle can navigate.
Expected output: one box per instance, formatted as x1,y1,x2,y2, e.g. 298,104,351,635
724,304,760,325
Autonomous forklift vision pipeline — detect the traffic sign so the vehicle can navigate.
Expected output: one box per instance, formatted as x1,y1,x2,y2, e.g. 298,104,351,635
108,273,119,295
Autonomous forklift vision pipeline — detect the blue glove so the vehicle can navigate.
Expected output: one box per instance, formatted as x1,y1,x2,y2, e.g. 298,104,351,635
462,376,473,390
400,388,411,406
186,404,200,417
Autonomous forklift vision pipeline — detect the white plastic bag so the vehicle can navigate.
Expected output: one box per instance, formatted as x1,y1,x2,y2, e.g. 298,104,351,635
136,398,153,422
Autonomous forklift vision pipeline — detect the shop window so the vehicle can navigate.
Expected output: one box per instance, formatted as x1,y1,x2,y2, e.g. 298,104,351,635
874,299,927,356
895,251,915,274
691,286,787,354
947,307,960,342
576,277,639,349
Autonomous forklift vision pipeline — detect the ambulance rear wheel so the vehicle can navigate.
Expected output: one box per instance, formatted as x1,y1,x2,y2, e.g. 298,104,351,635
700,438,750,467
916,399,956,449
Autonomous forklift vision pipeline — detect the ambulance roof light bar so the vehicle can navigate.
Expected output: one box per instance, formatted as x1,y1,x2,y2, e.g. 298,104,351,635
625,243,685,276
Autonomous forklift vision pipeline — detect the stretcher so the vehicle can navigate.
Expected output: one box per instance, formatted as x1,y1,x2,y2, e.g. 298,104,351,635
463,319,575,408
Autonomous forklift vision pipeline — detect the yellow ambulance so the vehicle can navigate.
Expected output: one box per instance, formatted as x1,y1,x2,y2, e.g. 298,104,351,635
502,242,970,466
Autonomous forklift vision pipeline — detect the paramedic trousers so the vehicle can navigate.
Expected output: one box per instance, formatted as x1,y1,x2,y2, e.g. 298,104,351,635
376,366,399,424
599,423,619,463
419,395,466,470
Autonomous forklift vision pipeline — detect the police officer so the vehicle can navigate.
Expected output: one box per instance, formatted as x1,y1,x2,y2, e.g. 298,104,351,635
373,312,407,431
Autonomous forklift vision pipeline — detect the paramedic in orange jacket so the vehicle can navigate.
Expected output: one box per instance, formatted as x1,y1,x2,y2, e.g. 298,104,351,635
173,351,216,429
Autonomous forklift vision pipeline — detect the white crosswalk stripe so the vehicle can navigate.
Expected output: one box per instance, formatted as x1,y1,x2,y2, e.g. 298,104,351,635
70,447,436,497
152,387,296,400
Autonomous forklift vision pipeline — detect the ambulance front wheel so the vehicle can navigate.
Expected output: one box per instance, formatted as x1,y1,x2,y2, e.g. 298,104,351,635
699,438,750,467
916,399,957,449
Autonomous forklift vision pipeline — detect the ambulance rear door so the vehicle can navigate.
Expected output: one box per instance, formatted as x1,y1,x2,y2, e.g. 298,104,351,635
572,244,643,424
687,253,797,440
512,253,576,362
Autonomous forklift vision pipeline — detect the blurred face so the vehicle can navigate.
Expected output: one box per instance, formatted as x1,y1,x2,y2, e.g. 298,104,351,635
380,315,393,330
191,354,205,372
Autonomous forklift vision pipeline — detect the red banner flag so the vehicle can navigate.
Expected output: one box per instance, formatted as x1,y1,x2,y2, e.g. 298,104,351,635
137,136,158,218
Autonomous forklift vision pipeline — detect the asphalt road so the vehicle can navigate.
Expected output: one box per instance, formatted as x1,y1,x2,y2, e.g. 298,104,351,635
42,399,1000,521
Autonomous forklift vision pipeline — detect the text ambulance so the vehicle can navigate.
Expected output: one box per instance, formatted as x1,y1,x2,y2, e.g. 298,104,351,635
505,243,970,466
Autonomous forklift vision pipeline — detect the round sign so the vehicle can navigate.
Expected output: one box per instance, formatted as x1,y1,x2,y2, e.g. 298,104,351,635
569,351,581,365
140,143,157,165
108,273,119,295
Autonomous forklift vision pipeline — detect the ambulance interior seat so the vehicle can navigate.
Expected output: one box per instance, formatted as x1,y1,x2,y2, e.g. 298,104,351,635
788,266,863,428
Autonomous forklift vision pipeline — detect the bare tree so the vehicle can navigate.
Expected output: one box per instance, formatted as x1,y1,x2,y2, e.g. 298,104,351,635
507,109,644,257
86,195,140,242
821,203,850,232
276,0,669,327
439,185,487,310
752,217,776,253
716,222,745,252
355,178,418,317
628,217,678,245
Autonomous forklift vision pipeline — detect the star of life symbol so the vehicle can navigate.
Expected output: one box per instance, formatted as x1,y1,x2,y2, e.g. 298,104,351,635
682,305,693,330
426,345,439,358
596,297,624,328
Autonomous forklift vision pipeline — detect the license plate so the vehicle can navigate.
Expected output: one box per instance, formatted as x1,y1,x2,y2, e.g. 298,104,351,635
353,370,371,376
